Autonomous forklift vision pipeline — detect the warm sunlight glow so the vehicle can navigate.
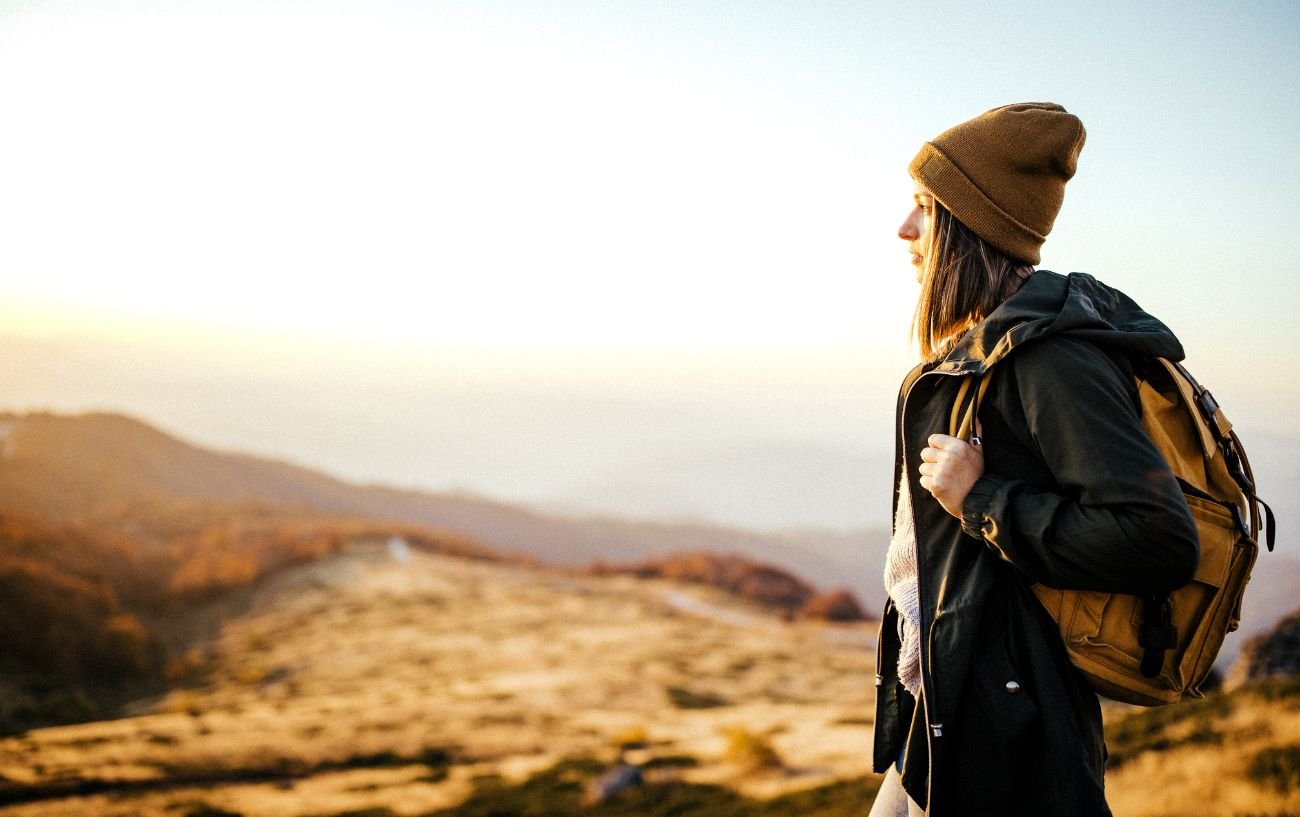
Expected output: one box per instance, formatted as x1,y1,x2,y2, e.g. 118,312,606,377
0,3,907,349
1,0,1295,529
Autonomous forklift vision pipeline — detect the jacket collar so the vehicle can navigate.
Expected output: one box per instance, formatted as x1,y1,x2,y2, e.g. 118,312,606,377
938,270,1185,374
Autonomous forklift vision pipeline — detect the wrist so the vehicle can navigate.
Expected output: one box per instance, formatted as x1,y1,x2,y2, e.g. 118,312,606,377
961,474,1001,539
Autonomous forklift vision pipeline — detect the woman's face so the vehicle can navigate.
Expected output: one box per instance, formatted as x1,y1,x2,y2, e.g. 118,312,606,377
898,180,935,282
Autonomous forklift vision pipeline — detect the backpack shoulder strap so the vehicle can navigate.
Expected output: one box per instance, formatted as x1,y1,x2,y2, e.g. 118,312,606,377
1157,358,1275,551
948,370,993,442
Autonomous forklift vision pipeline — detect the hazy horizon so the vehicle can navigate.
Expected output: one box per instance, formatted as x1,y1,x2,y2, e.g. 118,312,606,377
3,324,1296,539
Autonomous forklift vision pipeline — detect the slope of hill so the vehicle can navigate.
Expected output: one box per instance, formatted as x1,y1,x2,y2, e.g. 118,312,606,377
1102,678,1300,816
0,410,886,603
0,507,504,734
0,546,880,816
0,411,884,733
0,547,1296,817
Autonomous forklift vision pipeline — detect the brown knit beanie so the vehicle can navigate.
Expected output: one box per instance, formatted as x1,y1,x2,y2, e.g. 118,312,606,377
909,102,1086,265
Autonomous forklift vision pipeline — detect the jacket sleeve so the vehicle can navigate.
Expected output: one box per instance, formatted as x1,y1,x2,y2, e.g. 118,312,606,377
960,337,1199,595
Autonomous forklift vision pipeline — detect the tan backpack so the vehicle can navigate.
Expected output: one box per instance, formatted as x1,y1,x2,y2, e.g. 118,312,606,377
951,357,1275,706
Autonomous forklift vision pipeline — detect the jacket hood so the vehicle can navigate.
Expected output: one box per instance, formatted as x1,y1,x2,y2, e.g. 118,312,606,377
939,270,1184,373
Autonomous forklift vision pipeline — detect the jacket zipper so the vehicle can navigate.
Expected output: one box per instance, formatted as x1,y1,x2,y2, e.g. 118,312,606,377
875,598,894,690
897,364,966,809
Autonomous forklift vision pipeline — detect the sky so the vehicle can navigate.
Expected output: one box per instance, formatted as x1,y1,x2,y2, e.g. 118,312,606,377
0,0,1297,530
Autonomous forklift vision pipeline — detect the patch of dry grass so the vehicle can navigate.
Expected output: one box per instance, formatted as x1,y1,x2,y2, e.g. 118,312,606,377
17,544,1293,817
1104,682,1300,817
0,546,876,815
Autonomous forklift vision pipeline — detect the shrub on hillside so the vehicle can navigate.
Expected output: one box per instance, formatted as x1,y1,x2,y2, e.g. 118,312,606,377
0,556,162,685
666,686,731,709
1228,606,1300,688
1247,744,1300,794
722,727,783,770
1,506,502,732
586,551,872,620
1104,690,1233,768
420,754,882,817
800,589,868,622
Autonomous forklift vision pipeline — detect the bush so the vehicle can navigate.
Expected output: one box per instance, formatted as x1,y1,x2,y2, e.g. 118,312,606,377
800,589,868,622
425,757,598,816
611,725,650,750
666,686,730,709
1250,676,1300,703
422,755,883,817
1104,693,1232,768
182,804,243,817
762,775,883,816
722,727,782,770
643,754,701,770
1247,744,1300,794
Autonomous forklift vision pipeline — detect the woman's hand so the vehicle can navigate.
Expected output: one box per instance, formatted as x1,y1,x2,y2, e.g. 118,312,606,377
918,424,984,519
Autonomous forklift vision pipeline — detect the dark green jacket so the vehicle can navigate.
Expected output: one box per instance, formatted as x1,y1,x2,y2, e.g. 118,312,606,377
872,270,1199,816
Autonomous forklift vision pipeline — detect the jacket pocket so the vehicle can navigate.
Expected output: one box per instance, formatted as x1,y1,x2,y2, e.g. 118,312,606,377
950,636,1041,814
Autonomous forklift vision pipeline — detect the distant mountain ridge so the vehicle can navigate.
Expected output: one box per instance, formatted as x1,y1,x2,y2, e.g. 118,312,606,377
2,410,1290,667
0,410,884,600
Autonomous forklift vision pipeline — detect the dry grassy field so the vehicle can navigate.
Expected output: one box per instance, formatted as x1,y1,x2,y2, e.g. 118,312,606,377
0,545,1296,816
0,545,878,816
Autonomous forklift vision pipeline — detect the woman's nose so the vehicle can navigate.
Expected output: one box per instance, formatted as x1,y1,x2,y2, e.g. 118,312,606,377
899,209,920,241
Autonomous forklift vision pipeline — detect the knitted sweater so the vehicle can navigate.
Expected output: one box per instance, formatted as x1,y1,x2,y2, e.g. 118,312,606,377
883,470,922,697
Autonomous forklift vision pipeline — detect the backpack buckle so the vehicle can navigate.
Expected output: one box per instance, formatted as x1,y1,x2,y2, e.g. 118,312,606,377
1196,387,1235,441
1138,596,1176,678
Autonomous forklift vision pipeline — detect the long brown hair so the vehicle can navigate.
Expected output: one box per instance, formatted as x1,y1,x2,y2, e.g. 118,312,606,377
912,201,1034,361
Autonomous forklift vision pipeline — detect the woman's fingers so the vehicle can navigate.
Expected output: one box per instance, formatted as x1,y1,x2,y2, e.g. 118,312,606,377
927,433,964,449
917,430,986,519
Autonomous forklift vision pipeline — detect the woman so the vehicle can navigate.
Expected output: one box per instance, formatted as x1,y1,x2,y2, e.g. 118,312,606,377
869,103,1199,817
